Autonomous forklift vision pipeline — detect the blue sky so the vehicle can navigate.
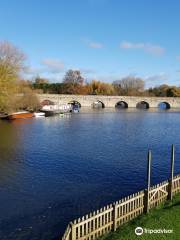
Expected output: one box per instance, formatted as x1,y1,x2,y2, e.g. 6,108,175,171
1,0,180,87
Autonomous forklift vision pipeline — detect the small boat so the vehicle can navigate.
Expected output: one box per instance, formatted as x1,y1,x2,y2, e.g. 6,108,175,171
73,108,79,113
41,104,72,117
6,111,34,120
93,101,103,108
0,113,8,119
33,112,45,118
59,112,65,117
71,104,80,113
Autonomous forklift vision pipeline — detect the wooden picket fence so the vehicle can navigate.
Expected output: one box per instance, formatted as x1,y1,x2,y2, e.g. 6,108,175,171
62,174,180,240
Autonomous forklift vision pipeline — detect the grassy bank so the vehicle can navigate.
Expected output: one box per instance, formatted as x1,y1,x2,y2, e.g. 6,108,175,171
100,193,180,240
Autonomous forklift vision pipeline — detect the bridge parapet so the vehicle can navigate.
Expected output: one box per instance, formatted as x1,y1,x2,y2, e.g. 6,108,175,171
38,94,180,108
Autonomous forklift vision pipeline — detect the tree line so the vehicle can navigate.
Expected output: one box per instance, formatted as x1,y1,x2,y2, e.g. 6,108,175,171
1,41,180,114
32,71,180,97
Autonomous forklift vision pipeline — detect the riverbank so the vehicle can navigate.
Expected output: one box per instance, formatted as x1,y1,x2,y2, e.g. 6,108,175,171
100,193,180,240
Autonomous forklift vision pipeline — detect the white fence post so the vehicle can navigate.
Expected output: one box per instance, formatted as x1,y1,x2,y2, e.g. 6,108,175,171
70,222,76,240
113,203,118,231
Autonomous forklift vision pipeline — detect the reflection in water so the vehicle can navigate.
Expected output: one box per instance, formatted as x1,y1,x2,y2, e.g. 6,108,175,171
115,101,128,109
136,101,149,109
10,119,34,124
0,122,20,183
0,109,180,240
158,102,171,110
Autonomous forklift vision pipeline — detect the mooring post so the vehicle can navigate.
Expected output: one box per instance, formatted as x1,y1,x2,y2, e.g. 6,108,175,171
144,150,151,214
168,144,175,200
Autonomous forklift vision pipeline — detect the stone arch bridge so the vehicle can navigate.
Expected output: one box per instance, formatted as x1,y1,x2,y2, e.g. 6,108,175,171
38,94,180,109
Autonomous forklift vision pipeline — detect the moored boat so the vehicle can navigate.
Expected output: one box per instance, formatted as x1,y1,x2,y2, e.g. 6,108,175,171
33,112,45,117
0,113,8,119
6,111,34,120
73,109,79,113
72,106,80,113
41,104,72,117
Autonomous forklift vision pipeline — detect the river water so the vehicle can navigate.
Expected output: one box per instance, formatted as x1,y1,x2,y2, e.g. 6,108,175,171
0,108,180,240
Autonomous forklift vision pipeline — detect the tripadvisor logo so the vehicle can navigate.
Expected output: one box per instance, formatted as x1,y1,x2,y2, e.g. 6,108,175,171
135,227,173,235
135,227,143,235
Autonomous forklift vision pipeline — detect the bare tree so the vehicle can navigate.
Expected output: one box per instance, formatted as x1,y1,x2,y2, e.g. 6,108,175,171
63,69,84,85
0,41,26,78
35,76,49,84
0,41,26,112
113,76,145,96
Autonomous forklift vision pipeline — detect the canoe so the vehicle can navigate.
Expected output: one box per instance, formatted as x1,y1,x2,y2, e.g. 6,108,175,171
7,111,34,120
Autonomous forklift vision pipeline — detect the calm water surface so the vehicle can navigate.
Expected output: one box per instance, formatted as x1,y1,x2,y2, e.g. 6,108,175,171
0,108,180,240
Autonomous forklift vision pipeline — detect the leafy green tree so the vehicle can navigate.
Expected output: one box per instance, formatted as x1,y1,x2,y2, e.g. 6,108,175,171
166,87,180,97
148,84,174,97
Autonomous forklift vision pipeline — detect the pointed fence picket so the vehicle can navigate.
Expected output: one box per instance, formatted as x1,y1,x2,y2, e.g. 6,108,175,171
172,174,180,194
61,174,180,240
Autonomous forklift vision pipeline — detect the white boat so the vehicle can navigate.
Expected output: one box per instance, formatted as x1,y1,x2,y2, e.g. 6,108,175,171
73,108,79,113
34,112,45,117
41,104,72,116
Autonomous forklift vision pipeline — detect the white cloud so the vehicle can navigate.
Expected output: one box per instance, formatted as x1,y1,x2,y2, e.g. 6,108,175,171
25,58,65,77
81,37,103,49
88,42,103,49
120,41,144,49
25,66,45,75
90,74,121,83
145,72,169,83
41,58,64,73
79,68,96,74
120,41,165,56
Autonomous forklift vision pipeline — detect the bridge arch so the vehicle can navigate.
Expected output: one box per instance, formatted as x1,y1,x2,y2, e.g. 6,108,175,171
115,101,128,109
92,100,105,108
68,100,81,108
158,102,171,110
41,99,55,106
136,101,149,109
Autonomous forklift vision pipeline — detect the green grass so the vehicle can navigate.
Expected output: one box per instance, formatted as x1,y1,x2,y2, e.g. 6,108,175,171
100,193,180,240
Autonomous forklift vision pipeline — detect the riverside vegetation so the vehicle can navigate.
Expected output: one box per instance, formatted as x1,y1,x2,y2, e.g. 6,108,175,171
32,73,180,97
0,41,40,114
1,40,180,114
